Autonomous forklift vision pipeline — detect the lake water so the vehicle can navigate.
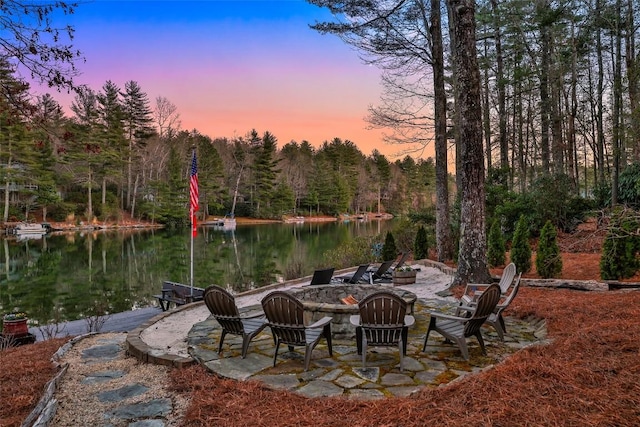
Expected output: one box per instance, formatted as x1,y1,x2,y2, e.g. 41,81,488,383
0,220,393,324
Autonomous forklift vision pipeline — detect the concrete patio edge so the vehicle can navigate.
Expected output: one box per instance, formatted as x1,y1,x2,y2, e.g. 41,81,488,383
125,303,201,368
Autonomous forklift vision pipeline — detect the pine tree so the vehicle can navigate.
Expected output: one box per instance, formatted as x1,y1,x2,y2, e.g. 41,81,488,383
252,131,280,218
536,220,562,278
487,219,506,267
382,231,397,261
510,215,531,273
121,80,155,210
414,226,428,260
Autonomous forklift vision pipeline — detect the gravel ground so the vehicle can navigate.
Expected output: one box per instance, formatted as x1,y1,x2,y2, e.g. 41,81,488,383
51,333,188,426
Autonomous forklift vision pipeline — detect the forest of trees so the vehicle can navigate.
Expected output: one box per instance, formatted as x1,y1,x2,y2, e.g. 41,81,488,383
4,1,640,285
0,59,440,226
309,0,640,283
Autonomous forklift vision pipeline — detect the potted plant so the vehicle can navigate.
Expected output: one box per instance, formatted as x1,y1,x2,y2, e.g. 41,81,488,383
2,312,29,336
393,266,417,286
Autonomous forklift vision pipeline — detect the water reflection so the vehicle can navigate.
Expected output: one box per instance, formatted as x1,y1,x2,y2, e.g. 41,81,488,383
0,220,392,324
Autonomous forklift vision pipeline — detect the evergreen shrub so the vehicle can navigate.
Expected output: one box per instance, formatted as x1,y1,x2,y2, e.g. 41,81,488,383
535,220,562,278
382,231,397,261
600,208,640,280
414,226,428,260
510,215,532,273
487,219,506,267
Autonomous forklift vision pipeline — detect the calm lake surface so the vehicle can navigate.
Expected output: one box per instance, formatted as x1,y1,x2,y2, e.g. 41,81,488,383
0,220,393,324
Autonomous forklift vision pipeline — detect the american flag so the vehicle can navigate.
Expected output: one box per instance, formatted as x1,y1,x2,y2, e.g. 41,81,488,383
190,151,199,236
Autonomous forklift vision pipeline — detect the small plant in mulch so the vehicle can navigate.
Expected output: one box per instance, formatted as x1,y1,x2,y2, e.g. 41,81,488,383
535,220,563,278
414,226,428,260
487,218,506,267
510,215,532,273
600,206,640,280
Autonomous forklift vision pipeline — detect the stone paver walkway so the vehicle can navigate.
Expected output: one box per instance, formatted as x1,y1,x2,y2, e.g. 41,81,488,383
50,333,186,427
188,299,547,399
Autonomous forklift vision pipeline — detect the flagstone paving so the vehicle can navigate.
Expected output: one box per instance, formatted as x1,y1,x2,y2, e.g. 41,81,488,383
188,299,548,399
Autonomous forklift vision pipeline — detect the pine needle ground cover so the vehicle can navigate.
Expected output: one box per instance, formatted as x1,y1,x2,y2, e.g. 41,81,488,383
0,338,69,427
170,288,640,427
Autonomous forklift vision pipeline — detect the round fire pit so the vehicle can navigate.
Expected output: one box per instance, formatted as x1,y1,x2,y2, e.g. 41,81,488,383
289,284,417,338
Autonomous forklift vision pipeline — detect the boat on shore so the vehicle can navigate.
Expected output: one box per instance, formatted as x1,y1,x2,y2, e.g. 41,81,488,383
9,222,50,238
206,216,236,230
283,215,305,224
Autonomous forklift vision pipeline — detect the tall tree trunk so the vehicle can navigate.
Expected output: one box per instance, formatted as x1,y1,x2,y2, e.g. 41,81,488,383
87,169,93,222
491,0,508,170
482,38,492,173
550,39,564,175
626,0,640,161
596,0,606,188
102,176,107,205
538,1,551,175
429,0,452,262
131,174,139,219
566,19,579,189
448,0,490,286
612,0,623,205
446,1,464,193
3,181,10,223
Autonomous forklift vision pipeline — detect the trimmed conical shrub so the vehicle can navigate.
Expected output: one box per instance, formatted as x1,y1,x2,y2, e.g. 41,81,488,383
487,219,506,267
382,231,397,261
600,208,640,280
510,215,532,273
414,226,428,260
536,220,562,278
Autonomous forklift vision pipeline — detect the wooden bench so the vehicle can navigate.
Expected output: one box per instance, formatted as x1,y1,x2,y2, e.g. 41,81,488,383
154,281,205,311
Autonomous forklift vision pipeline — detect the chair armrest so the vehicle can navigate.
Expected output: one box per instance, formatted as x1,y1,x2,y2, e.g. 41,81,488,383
428,311,468,323
455,305,475,316
466,282,492,288
404,315,416,327
241,312,266,320
349,315,361,326
308,316,332,329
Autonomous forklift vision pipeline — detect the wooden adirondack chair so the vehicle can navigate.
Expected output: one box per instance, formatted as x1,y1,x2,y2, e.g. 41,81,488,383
456,273,522,341
423,283,501,360
261,291,333,371
203,285,268,359
460,262,517,305
350,291,415,372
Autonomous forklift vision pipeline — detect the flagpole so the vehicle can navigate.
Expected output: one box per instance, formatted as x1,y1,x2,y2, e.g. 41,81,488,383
189,148,199,297
190,206,194,297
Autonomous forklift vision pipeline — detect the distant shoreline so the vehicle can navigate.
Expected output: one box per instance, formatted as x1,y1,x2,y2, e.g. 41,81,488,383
2,212,393,235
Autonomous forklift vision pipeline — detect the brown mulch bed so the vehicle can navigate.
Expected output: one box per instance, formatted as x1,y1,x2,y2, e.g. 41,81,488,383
170,287,640,427
0,337,69,427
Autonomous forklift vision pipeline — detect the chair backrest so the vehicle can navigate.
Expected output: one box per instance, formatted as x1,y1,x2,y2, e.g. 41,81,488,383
358,291,407,345
394,251,411,270
204,285,243,334
346,264,370,284
261,291,306,345
373,260,395,279
310,268,335,285
497,263,517,294
463,283,501,337
496,273,522,313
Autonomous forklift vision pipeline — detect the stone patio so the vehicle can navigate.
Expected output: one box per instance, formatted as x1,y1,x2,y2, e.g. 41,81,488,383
188,298,547,399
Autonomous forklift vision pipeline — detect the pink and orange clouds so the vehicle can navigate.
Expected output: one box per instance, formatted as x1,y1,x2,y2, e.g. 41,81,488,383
34,1,426,159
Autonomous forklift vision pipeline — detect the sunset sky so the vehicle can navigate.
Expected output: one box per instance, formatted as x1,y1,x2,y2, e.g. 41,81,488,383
32,0,424,159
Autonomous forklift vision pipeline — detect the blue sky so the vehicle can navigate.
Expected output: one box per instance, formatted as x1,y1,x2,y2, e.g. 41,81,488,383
32,0,410,157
